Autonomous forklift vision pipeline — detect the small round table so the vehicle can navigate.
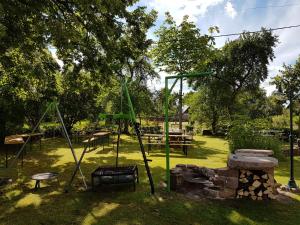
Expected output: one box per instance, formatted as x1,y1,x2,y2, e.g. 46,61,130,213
31,172,59,190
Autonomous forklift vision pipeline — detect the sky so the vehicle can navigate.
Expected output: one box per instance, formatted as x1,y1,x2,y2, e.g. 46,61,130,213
49,0,300,96
134,0,300,95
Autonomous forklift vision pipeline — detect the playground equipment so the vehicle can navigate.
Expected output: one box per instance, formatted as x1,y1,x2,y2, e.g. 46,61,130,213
164,71,212,192
4,101,87,189
67,77,155,194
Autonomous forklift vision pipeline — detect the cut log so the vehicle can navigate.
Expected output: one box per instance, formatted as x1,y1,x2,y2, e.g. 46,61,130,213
239,178,248,183
263,183,269,188
253,180,261,188
244,191,249,197
249,186,256,191
246,171,252,176
262,174,268,179
238,189,244,196
257,190,263,197
240,174,246,178
251,195,257,200
263,189,270,195
257,197,263,200
253,175,260,180
249,191,255,196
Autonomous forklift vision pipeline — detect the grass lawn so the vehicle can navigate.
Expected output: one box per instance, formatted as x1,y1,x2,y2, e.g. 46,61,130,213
1,135,300,225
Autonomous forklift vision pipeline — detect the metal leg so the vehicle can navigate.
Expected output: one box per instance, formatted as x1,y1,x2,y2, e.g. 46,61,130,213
35,180,40,190
56,105,87,190
134,123,154,194
21,150,24,167
136,167,139,183
5,150,8,168
66,145,88,192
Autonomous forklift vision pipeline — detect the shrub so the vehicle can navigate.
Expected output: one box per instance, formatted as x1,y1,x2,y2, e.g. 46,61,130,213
228,120,284,160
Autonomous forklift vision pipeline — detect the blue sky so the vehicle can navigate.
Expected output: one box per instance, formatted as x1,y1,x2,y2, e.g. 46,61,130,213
135,0,300,95
50,0,300,95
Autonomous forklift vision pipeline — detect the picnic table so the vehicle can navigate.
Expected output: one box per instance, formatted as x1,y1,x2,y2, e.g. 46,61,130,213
82,131,111,150
2,136,25,168
18,133,43,151
143,133,193,156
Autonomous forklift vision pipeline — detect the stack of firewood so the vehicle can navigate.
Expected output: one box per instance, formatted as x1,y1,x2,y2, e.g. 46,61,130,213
236,169,277,200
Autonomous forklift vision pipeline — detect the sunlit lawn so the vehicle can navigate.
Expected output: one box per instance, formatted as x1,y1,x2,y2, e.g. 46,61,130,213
1,135,300,225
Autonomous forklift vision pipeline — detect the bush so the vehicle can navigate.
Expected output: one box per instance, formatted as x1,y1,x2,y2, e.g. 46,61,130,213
40,122,62,137
228,120,284,160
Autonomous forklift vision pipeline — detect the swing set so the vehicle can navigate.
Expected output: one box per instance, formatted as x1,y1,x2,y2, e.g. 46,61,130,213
67,77,155,194
3,77,154,194
3,71,211,195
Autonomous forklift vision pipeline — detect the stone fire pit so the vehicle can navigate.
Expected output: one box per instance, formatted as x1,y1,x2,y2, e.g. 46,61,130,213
170,149,279,200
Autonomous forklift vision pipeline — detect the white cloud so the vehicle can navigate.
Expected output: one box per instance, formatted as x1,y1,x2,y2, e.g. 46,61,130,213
148,0,224,24
225,1,237,19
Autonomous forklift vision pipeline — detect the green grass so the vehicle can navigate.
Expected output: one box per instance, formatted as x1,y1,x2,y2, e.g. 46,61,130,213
1,135,300,225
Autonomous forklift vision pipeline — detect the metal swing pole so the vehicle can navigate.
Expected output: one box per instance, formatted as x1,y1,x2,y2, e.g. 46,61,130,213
9,103,52,169
55,104,87,190
116,119,121,167
164,72,212,192
123,80,155,194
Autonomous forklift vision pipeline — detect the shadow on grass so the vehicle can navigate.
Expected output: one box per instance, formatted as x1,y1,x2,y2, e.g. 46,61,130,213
1,136,300,225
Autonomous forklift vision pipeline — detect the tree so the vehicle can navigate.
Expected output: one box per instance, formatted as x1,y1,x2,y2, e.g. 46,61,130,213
0,47,59,143
235,88,269,119
151,13,214,130
185,84,228,134
56,66,102,133
265,93,285,116
272,55,300,134
192,29,278,121
0,1,158,138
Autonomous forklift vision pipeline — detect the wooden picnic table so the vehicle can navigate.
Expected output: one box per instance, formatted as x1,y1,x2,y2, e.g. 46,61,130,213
93,131,110,137
143,133,193,156
4,136,24,145
143,133,192,138
18,132,44,138
82,131,111,151
17,132,43,151
93,131,111,146
2,136,25,168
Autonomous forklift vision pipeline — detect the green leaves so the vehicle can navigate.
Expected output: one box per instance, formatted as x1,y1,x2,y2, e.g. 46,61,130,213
271,56,300,98
151,13,213,74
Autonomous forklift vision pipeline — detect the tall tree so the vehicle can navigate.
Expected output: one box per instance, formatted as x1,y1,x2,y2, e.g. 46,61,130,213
192,29,278,120
272,55,300,134
0,1,158,138
151,13,214,130
0,47,59,143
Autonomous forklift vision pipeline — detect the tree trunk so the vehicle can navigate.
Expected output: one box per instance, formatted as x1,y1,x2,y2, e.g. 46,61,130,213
179,77,183,130
211,112,218,135
298,115,300,138
0,108,6,144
